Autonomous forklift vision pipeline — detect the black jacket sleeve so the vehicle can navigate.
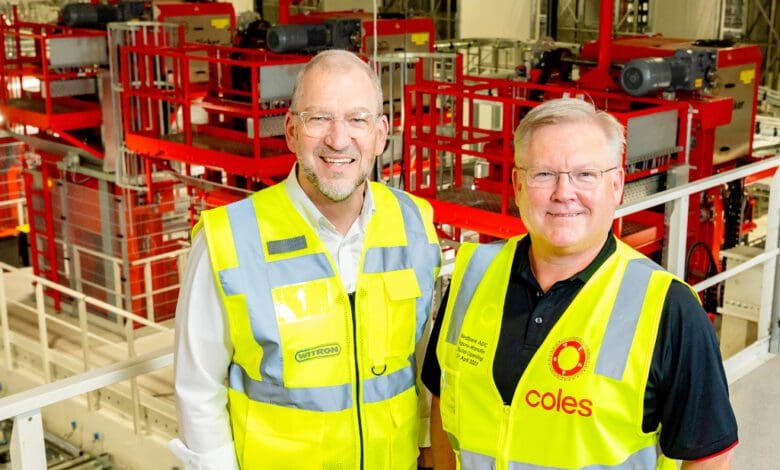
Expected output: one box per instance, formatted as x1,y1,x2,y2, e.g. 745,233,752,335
644,280,739,460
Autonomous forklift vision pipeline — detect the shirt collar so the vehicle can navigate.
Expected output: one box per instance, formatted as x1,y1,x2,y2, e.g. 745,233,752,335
514,231,617,287
284,164,375,234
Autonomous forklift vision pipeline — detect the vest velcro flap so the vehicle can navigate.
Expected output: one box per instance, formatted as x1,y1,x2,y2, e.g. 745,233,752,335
381,269,421,300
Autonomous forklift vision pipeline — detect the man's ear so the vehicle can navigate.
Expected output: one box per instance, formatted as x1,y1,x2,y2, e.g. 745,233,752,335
612,167,625,205
284,113,297,153
373,114,390,156
511,167,523,196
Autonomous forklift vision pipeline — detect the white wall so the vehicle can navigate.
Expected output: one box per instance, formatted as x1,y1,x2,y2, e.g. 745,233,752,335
459,0,537,40
650,0,720,39
230,0,255,16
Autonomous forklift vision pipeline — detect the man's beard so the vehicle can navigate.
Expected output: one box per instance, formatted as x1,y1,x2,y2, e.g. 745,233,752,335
300,159,371,202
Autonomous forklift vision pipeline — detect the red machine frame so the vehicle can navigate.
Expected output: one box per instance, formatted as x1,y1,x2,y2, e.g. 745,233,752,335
0,11,106,158
403,75,690,250
119,40,308,183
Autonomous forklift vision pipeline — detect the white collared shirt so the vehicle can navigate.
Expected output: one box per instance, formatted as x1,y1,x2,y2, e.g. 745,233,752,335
170,166,374,469
284,165,374,292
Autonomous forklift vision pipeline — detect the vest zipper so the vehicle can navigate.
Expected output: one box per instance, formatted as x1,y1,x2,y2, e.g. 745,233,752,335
349,292,364,469
498,405,511,467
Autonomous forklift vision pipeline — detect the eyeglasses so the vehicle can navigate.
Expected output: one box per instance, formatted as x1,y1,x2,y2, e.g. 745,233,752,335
517,166,619,189
291,111,380,138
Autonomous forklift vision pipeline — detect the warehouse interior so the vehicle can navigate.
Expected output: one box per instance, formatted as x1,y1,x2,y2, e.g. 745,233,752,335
0,0,777,467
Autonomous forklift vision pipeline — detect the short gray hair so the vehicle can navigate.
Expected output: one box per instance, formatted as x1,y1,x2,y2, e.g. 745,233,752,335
291,49,383,114
513,98,625,167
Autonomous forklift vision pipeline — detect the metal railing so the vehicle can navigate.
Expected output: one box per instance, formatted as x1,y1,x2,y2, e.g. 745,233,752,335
0,257,177,467
66,241,190,324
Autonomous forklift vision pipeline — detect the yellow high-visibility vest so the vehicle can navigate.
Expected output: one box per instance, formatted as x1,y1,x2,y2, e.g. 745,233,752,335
437,236,687,469
199,182,441,469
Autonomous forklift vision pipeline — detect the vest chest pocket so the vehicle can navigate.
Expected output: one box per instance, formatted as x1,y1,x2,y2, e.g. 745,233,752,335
272,278,351,387
365,269,421,362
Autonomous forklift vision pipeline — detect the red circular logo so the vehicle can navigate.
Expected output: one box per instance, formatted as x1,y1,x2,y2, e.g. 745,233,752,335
550,339,587,378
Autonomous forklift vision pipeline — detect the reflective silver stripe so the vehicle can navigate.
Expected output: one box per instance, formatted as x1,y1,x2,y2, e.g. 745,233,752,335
268,253,334,287
219,199,283,383
460,450,497,470
229,363,352,412
383,188,441,344
595,258,663,380
267,235,307,255
363,245,410,272
363,360,415,403
505,444,658,469
220,200,335,384
446,242,505,345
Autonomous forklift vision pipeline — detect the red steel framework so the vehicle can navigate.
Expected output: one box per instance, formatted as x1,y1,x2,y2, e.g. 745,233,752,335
0,15,194,323
0,10,106,158
0,10,109,310
119,39,309,184
403,75,691,251
0,137,25,238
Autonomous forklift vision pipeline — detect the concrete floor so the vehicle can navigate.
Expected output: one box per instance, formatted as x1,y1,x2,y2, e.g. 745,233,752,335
730,352,780,469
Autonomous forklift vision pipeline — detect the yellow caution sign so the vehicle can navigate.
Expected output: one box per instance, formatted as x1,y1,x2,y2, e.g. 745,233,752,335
740,68,755,84
411,33,429,46
211,18,230,30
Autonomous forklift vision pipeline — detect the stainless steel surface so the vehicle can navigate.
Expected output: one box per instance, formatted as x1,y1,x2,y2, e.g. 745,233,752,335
246,115,286,139
48,36,108,68
41,78,97,99
259,63,305,101
712,61,758,164
625,109,679,164
623,174,665,204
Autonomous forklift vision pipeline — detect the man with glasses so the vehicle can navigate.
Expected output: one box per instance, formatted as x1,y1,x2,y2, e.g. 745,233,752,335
170,49,441,469
422,98,737,469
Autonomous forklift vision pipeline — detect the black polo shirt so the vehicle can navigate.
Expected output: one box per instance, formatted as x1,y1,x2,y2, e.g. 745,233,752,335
421,234,738,460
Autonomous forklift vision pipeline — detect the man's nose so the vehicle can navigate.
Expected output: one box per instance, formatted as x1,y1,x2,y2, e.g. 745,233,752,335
551,172,577,198
324,119,351,149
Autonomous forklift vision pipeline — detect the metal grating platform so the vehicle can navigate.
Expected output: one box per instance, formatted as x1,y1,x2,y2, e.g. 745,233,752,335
435,187,519,216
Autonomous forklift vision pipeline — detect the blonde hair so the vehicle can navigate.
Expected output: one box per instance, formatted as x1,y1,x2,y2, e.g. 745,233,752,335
513,98,625,167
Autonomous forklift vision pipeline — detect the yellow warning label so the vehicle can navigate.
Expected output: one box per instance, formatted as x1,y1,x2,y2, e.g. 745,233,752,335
211,18,230,30
411,33,429,46
740,68,755,84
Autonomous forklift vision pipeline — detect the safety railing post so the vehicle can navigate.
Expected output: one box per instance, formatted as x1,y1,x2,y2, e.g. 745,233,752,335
124,317,142,434
76,296,96,410
0,265,12,370
16,199,24,227
767,169,780,353
10,409,46,470
177,251,186,290
664,164,691,279
34,282,50,383
144,260,154,320
72,247,82,292
113,260,123,327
